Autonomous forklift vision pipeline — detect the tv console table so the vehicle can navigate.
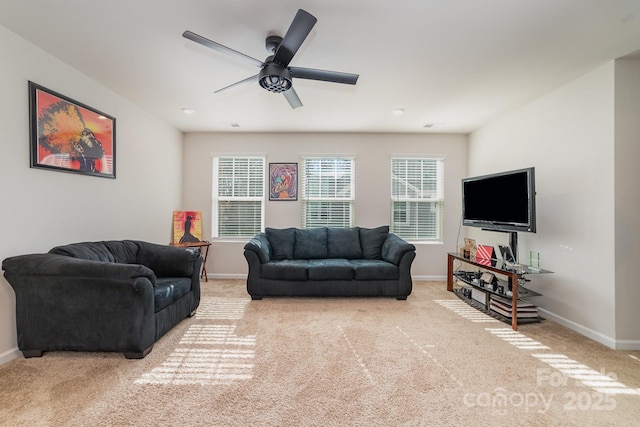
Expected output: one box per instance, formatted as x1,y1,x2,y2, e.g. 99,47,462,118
447,252,551,330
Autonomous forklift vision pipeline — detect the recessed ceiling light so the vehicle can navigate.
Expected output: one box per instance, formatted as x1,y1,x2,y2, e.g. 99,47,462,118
181,108,196,115
392,108,405,116
213,122,241,128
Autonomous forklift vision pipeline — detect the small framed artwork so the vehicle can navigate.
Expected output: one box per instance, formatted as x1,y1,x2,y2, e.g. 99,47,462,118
172,211,203,245
269,163,297,201
29,81,116,178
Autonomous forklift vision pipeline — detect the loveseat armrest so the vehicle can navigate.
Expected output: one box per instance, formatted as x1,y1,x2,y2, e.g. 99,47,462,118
2,253,158,356
244,233,271,264
134,241,199,278
2,253,156,282
381,233,416,265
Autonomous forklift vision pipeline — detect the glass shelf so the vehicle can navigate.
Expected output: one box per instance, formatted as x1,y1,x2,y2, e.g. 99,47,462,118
448,252,553,275
452,272,542,299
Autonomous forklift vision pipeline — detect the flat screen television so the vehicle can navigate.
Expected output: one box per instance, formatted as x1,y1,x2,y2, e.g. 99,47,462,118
462,167,536,233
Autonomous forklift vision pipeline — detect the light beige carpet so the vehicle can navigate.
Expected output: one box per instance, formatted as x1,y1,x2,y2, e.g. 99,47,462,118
1,280,639,426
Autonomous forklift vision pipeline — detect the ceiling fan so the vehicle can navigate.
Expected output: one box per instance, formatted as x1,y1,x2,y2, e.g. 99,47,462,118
182,9,359,109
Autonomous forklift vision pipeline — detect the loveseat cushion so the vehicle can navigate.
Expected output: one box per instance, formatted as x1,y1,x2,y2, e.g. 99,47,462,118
154,277,192,312
327,227,362,259
308,259,353,280
261,260,308,280
350,259,399,280
50,240,144,264
266,227,296,260
136,241,197,277
359,226,389,259
294,228,328,259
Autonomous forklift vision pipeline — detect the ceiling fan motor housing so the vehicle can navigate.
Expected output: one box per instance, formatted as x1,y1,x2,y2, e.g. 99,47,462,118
259,61,292,93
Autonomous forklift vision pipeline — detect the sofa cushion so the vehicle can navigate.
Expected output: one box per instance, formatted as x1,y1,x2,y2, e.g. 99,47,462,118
359,226,389,259
308,259,354,280
265,227,296,260
261,260,308,281
350,259,399,280
294,228,328,259
154,277,192,312
327,227,362,259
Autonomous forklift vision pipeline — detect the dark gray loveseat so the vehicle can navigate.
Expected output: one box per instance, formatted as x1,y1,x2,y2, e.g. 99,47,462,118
2,240,202,359
244,226,416,300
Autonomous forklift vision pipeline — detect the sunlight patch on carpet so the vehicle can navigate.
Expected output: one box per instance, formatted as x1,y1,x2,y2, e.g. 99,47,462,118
434,299,499,323
180,325,256,346
134,348,254,385
196,296,249,320
532,353,640,396
485,328,549,350
484,327,640,396
135,296,255,385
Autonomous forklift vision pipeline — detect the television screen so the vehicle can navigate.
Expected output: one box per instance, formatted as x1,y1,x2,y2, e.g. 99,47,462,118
462,167,536,233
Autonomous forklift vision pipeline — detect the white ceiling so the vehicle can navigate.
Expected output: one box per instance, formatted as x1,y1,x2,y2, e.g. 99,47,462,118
1,1,639,134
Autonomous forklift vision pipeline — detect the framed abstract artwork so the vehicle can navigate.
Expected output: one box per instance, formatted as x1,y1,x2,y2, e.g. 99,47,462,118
29,81,116,178
269,163,297,201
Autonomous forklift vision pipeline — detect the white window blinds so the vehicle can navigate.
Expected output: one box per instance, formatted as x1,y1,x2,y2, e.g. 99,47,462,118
301,157,354,228
212,156,265,238
391,157,444,241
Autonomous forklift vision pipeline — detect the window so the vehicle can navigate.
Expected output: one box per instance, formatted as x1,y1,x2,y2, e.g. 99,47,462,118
212,156,265,238
391,157,444,241
301,157,355,228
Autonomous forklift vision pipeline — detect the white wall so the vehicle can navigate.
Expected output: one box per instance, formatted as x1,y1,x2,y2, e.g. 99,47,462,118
0,25,185,364
182,132,468,279
614,59,640,344
469,61,640,349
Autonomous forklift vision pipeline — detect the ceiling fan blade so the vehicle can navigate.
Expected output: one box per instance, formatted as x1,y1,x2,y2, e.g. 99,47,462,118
182,30,263,68
272,9,317,67
289,67,359,85
283,87,303,109
214,74,259,94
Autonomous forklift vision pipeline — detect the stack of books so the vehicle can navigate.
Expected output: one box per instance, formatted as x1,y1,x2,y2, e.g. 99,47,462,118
490,295,538,319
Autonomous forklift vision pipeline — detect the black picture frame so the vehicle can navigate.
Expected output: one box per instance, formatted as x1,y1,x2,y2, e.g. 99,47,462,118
269,162,298,201
29,81,116,179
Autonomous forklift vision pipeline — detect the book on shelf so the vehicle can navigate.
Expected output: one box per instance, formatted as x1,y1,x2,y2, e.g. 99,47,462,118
489,295,538,318
490,303,539,318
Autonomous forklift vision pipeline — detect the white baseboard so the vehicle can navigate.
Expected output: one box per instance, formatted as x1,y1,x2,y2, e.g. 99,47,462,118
613,339,640,350
206,274,448,282
412,275,447,282
0,347,21,366
206,273,247,280
539,308,640,350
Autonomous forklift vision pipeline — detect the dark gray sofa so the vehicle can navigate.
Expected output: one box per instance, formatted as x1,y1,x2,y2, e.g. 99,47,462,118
244,226,416,300
2,240,202,359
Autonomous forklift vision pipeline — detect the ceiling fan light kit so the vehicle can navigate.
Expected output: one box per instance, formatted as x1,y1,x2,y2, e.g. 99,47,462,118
183,9,359,109
259,62,292,93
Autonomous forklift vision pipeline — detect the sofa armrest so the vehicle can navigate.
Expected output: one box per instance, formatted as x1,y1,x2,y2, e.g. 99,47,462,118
381,233,416,265
244,233,271,263
134,241,199,278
